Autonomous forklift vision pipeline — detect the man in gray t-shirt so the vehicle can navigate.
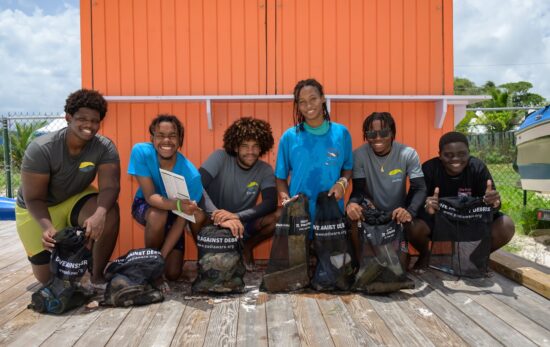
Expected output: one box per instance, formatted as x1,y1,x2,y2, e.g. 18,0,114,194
200,118,279,268
346,112,426,270
16,89,120,285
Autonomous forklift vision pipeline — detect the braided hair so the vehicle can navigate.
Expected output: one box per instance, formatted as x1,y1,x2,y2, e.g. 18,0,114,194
292,78,330,131
362,112,396,141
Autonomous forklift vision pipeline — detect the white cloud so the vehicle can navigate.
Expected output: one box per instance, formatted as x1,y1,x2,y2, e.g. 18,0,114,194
455,0,550,99
0,5,80,114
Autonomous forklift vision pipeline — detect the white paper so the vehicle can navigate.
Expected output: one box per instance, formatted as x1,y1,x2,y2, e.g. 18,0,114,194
159,168,196,223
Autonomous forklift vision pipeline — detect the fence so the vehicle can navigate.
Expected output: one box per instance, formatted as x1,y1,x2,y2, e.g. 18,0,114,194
1,113,65,197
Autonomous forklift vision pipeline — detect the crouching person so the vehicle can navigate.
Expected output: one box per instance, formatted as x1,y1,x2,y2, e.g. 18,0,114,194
200,117,279,269
410,131,515,270
128,114,207,288
16,89,120,287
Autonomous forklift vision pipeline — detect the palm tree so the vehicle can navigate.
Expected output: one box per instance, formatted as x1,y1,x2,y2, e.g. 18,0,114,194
9,120,47,169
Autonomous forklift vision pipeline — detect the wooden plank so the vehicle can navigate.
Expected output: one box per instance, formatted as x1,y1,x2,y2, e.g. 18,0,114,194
389,291,467,346
368,295,435,346
432,271,550,346
265,294,301,347
0,274,38,309
419,271,538,347
73,307,131,346
341,294,400,346
236,291,268,347
40,308,103,347
105,304,161,347
203,298,239,347
316,295,376,346
170,299,211,347
490,250,550,299
5,311,71,346
290,294,334,347
407,274,500,346
461,273,550,331
0,278,40,327
138,298,187,347
0,260,32,294
0,305,41,345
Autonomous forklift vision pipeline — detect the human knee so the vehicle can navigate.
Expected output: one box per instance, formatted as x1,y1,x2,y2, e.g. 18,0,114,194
407,219,430,241
493,215,515,244
145,208,168,229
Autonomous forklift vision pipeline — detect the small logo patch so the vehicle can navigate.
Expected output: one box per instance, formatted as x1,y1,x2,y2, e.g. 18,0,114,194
246,181,259,195
388,169,402,176
79,162,95,172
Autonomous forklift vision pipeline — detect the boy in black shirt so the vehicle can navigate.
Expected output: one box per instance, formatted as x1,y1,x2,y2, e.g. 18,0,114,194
411,132,515,269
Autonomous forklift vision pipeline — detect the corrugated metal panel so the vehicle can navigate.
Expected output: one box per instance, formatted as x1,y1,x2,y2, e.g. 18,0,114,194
80,0,455,258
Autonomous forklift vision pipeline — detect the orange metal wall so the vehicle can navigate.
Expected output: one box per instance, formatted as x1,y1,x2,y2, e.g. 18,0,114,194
80,0,456,259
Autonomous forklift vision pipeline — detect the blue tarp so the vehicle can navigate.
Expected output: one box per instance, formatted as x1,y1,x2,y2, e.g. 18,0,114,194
0,197,15,220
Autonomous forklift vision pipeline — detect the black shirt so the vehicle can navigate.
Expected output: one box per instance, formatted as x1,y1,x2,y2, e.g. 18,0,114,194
422,156,494,199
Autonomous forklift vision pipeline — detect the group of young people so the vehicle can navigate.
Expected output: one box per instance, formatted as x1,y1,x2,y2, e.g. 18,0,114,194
15,79,515,289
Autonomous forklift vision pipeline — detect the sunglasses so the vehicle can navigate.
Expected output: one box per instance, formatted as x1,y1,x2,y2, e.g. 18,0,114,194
365,128,391,139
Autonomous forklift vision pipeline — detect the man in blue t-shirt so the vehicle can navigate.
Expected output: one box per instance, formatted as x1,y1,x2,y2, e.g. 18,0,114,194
128,114,205,284
200,118,279,268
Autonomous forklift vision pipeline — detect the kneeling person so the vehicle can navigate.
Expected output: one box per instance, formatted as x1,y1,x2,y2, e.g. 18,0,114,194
413,131,515,268
200,117,279,268
128,114,206,282
16,89,120,285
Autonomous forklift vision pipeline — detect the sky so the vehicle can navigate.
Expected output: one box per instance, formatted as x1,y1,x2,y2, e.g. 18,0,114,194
1,0,550,114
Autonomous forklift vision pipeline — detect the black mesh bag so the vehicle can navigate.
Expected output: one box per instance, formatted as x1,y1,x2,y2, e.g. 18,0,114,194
29,227,93,314
352,206,413,294
192,225,246,294
103,248,165,306
261,194,310,292
311,193,355,291
429,196,493,278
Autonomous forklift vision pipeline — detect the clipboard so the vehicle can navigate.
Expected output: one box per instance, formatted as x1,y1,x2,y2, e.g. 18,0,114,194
159,168,196,223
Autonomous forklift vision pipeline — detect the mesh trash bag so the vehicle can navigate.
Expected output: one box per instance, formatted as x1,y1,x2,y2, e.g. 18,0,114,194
261,194,310,292
429,196,493,278
29,227,93,314
352,206,414,294
311,193,355,291
192,225,246,294
103,248,165,307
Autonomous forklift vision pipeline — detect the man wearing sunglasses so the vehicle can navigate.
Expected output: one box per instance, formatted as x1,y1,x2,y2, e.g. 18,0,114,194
346,111,427,269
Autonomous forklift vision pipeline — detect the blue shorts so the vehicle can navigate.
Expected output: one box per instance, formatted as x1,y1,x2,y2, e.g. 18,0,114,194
131,197,184,251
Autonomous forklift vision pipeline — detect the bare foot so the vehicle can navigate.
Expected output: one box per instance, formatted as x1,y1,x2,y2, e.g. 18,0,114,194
154,277,171,294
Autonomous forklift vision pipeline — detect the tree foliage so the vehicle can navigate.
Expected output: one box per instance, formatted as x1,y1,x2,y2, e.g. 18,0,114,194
454,78,546,133
9,121,47,169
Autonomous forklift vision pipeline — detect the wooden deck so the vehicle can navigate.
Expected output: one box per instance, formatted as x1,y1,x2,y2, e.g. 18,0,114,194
0,221,549,347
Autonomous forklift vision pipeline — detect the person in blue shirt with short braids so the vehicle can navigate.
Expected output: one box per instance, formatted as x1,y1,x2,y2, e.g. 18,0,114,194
275,78,353,232
128,114,207,288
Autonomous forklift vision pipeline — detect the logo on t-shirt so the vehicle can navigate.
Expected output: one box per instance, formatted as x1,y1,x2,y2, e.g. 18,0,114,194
325,147,340,166
246,181,259,195
79,162,95,173
458,188,472,197
388,168,403,182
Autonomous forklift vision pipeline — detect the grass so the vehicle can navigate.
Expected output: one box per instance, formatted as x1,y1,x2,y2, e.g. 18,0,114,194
488,163,550,235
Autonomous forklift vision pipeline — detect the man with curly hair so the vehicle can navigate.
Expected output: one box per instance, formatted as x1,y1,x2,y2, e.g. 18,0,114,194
200,117,279,269
16,89,120,286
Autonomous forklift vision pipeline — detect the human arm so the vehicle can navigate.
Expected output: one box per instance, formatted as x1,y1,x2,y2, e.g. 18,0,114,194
136,175,199,215
346,178,370,221
235,187,278,223
20,171,57,250
404,176,427,218
328,169,352,201
83,162,120,241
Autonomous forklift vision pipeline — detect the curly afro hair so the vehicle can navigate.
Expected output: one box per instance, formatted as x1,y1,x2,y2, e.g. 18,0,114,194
223,117,274,156
64,89,108,120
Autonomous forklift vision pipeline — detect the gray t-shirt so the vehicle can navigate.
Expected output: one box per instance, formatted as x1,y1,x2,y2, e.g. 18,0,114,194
201,149,276,214
352,141,423,212
17,128,120,208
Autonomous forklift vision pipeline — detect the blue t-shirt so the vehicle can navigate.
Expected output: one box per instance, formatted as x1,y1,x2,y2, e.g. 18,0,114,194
275,122,353,222
128,142,203,203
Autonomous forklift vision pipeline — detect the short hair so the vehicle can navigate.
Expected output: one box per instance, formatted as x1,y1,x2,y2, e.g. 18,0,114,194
292,78,330,131
223,117,274,156
362,112,396,141
64,89,108,120
439,131,469,151
148,114,185,148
